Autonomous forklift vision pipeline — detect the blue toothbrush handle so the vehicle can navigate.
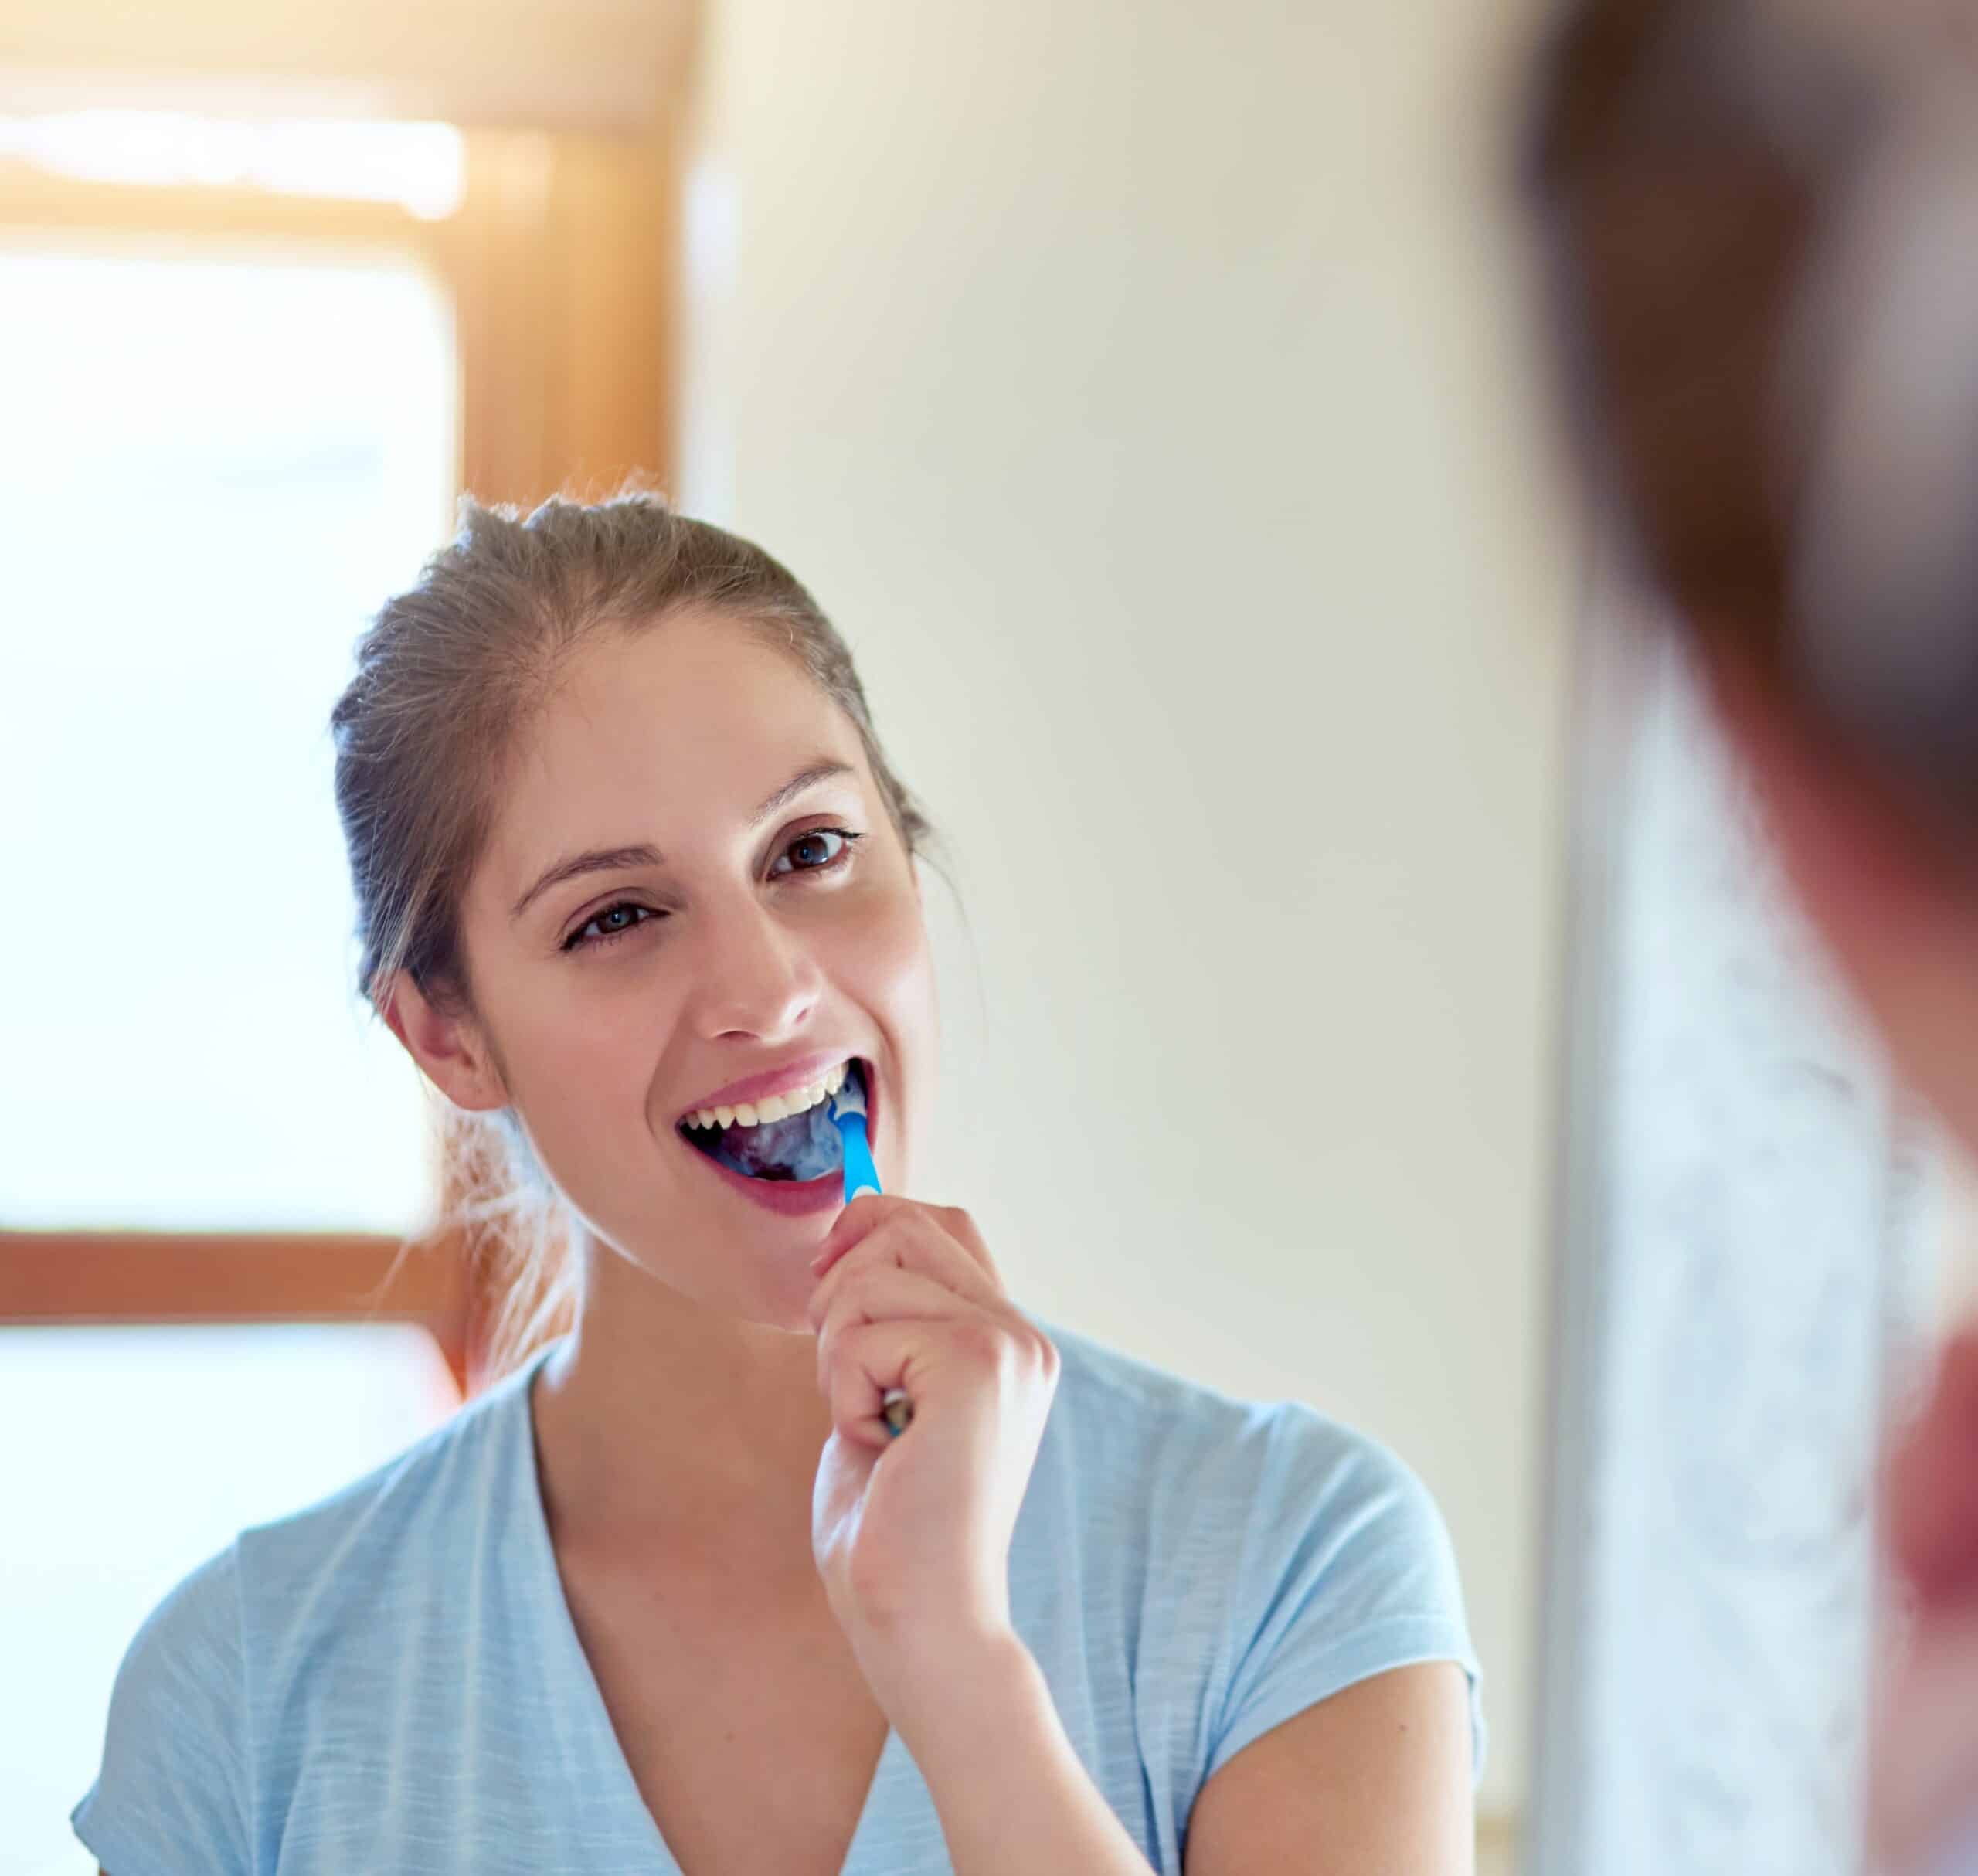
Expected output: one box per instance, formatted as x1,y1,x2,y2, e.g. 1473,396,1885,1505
831,1111,911,1436
838,1113,882,1204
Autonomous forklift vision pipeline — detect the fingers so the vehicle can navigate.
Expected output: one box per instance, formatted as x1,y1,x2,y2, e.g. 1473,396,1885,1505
809,1196,1006,1303
809,1192,894,1273
805,1201,1031,1451
926,1203,1001,1290
817,1309,1058,1453
809,1193,1002,1289
821,1318,933,1449
811,1262,966,1399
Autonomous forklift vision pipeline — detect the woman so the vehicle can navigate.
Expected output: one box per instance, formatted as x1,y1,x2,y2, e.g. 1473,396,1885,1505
72,493,1482,1874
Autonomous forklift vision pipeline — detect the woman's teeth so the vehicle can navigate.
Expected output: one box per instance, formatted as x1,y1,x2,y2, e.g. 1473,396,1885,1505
684,1060,848,1133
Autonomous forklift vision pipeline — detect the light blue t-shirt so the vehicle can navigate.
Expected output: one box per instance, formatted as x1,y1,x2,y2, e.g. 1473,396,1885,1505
73,1317,1483,1874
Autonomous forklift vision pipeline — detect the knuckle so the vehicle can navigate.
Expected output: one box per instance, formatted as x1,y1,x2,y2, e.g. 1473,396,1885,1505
839,1261,896,1316
957,1317,1006,1365
824,1262,866,1308
833,1235,887,1283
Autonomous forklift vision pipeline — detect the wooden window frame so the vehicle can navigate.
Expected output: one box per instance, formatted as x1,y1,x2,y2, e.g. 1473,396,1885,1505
0,117,682,1395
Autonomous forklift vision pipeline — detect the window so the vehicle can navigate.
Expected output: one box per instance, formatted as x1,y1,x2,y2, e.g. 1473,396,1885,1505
1,239,454,1232
0,101,681,1870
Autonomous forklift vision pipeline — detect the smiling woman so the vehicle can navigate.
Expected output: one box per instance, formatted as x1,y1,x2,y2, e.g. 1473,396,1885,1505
327,494,936,1372
71,491,1485,1876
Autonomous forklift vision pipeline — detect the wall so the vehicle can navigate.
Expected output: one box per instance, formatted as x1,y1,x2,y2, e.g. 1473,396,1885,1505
685,0,1575,1819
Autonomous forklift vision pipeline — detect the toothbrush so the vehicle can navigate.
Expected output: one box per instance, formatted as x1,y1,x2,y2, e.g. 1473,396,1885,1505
828,1071,913,1437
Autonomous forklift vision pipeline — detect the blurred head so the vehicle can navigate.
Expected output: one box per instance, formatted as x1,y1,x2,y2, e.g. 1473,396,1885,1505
330,493,938,1369
1525,0,1978,1148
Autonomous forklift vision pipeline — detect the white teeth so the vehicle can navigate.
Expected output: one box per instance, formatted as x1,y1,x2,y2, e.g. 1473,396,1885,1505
685,1062,857,1133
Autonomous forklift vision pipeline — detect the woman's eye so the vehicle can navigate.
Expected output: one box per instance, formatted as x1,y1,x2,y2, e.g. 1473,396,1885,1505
567,902,658,950
567,832,859,946
769,827,860,878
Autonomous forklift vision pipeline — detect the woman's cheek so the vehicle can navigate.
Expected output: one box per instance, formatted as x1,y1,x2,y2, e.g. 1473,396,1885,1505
515,1000,664,1181
849,889,941,1171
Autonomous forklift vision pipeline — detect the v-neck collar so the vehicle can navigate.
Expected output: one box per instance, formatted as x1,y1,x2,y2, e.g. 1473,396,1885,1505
501,1337,924,1874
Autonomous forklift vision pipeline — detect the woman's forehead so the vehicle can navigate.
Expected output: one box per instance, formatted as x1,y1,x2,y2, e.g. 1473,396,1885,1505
549,613,833,752
487,616,865,875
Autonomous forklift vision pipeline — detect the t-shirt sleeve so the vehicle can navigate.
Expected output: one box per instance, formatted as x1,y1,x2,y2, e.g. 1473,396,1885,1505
71,1541,254,1875
1204,1405,1486,1784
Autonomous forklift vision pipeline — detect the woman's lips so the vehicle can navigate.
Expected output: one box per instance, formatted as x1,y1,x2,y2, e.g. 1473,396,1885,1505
675,1048,852,1124
675,1055,882,1218
687,1145,842,1215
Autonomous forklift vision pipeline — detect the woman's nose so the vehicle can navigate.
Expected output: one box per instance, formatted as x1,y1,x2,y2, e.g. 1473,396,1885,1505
688,901,824,1042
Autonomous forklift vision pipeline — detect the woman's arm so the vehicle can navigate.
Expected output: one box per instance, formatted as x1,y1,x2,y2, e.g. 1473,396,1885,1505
900,1641,1473,1875
895,1628,1157,1874
1183,1661,1476,1876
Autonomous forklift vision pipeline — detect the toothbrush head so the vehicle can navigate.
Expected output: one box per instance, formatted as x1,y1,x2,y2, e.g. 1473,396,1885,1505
828,1072,867,1123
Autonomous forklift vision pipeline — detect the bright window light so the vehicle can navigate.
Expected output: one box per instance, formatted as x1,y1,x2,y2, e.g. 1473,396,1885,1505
0,112,464,219
0,243,458,1234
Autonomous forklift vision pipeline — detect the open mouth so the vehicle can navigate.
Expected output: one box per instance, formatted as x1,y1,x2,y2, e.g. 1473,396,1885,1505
677,1058,869,1183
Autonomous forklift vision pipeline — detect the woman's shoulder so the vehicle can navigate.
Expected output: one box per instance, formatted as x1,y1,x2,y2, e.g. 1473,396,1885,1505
233,1342,544,1586
1037,1312,1444,1530
72,1538,255,1871
114,1343,543,1706
73,1345,559,1871
1031,1315,1475,1674
1031,1315,1484,1779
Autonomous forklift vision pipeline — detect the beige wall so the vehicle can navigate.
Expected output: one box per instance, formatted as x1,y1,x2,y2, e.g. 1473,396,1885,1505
686,0,1575,1818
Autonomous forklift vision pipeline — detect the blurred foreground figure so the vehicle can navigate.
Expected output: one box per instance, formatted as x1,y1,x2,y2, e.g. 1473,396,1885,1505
1524,2,1978,1869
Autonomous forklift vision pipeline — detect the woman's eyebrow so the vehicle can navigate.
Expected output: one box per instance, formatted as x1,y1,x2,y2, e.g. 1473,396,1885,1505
508,761,855,923
749,759,854,826
511,845,663,923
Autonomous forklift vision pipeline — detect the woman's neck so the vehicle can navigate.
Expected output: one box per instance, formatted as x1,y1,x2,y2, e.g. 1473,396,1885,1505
526,1234,833,1572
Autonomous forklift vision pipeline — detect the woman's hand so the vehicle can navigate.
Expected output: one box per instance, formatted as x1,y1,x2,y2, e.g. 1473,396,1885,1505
804,1193,1059,1732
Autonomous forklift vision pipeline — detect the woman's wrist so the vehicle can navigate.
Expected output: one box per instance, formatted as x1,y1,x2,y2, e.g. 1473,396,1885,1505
863,1620,1043,1765
881,1630,1156,1875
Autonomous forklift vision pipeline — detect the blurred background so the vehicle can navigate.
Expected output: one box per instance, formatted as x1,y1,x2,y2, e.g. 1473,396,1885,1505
10,3,1975,1873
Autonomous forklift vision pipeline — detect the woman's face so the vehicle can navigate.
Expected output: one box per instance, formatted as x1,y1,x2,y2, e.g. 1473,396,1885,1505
449,607,938,1329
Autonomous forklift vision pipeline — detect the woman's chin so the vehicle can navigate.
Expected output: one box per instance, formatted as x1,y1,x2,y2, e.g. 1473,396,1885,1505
685,1185,839,1305
751,1252,833,1336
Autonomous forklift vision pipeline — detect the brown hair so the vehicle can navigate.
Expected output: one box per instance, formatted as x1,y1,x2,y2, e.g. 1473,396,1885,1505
331,489,933,1383
1523,0,1978,841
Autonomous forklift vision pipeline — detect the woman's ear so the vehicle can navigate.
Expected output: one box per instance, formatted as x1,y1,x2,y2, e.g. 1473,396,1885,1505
381,970,508,1113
